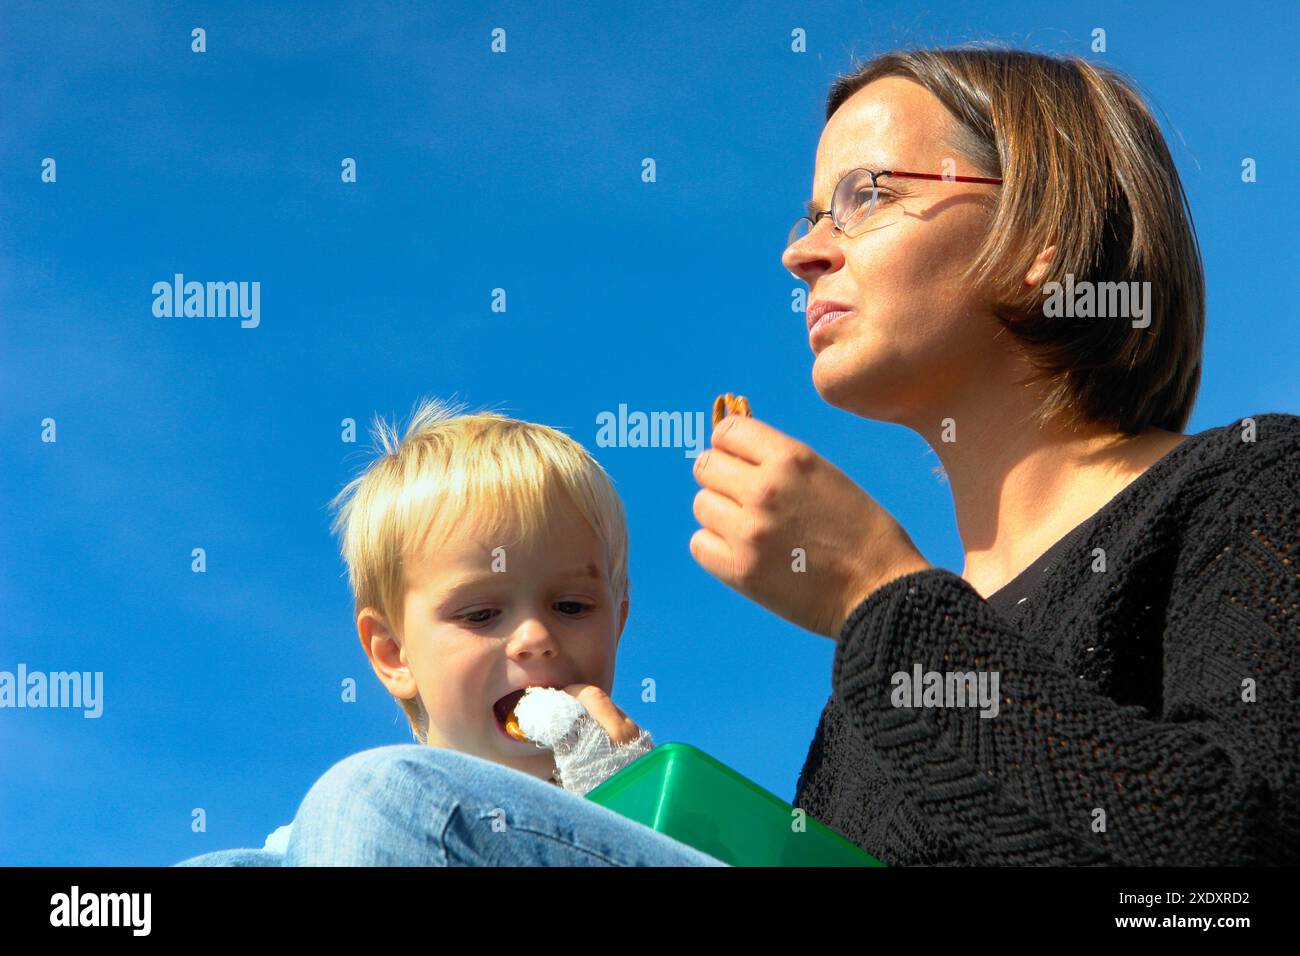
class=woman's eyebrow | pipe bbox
[805,163,896,215]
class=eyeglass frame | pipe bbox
[788,167,1004,248]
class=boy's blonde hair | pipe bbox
[328,397,630,743]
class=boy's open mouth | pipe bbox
[492,689,528,726]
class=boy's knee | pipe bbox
[322,744,431,782]
[297,744,463,820]
[287,744,470,865]
[174,848,282,867]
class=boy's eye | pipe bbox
[456,603,593,624]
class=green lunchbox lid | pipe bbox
[584,742,884,867]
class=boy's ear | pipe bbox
[358,607,418,700]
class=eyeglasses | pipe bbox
[788,167,1003,247]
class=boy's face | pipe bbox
[360,493,629,782]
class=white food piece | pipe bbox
[511,686,655,796]
[512,686,588,748]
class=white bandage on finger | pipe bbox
[511,687,655,796]
[551,720,655,797]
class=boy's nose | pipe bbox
[509,618,560,656]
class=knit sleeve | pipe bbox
[830,457,1299,866]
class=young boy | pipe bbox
[328,395,648,784]
[178,397,721,865]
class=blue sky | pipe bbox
[1,1,1295,865]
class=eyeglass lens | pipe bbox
[788,169,878,246]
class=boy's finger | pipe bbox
[564,684,640,745]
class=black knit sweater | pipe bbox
[793,412,1300,866]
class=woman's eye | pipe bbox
[461,609,498,625]
[848,189,890,211]
[555,601,592,615]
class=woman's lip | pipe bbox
[809,308,854,344]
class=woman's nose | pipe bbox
[782,226,842,281]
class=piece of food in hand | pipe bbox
[509,686,655,796]
[712,393,752,428]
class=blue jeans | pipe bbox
[175,744,729,867]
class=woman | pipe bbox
[690,48,1298,865]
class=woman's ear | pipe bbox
[1023,244,1057,287]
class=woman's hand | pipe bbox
[690,414,932,638]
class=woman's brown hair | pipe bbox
[827,48,1204,434]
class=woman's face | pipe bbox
[781,76,1006,428]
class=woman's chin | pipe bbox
[812,349,875,411]
[812,350,911,422]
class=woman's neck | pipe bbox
[920,406,1187,599]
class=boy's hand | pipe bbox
[563,683,642,746]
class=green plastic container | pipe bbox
[583,742,883,867]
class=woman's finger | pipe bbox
[693,486,745,536]
[711,413,796,465]
[688,526,737,584]
[693,449,758,505]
